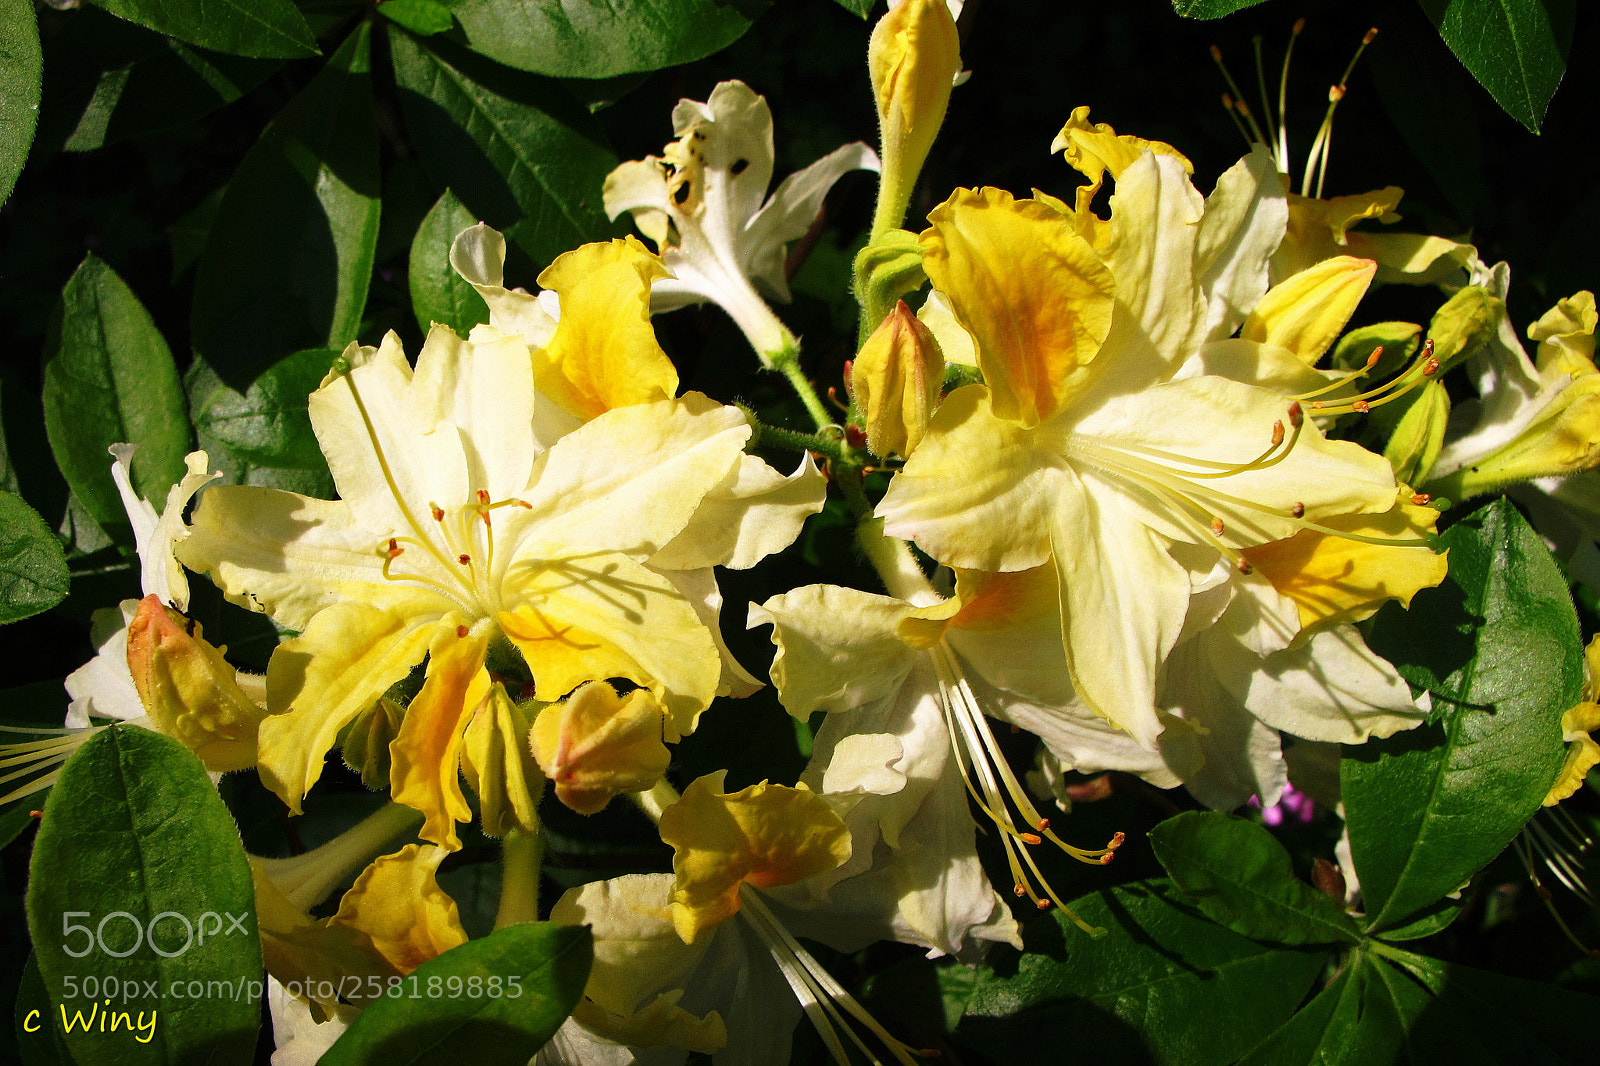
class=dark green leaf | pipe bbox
[410,190,489,337]
[1419,0,1574,132]
[1171,0,1274,17]
[191,25,380,386]
[833,0,874,17]
[42,254,188,539]
[1237,956,1407,1065]
[44,9,279,153]
[388,28,616,268]
[0,0,41,207]
[15,954,75,1066]
[1371,893,1467,942]
[379,0,456,36]
[0,491,69,624]
[1149,811,1361,946]
[1350,497,1575,931]
[25,726,262,1066]
[87,0,317,59]
[187,358,335,497]
[193,348,336,469]
[321,922,592,1065]
[449,0,759,78]
[949,880,1324,1066]
[1368,949,1599,1064]
[166,185,224,282]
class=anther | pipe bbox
[1099,853,1115,866]
[1237,559,1254,575]
[1423,357,1440,376]
[1411,493,1431,506]
[1109,831,1126,848]
[430,504,445,522]
[1271,420,1285,447]
[1035,818,1051,832]
[1363,26,1378,44]
[1287,402,1303,427]
[1367,347,1383,368]
[386,538,403,560]
[1293,17,1305,34]
[1013,883,1026,897]
[1291,502,1305,518]
[1211,517,1226,537]
[1036,899,1054,911]
[458,554,471,565]
[1352,400,1371,413]
[1021,832,1043,846]
[456,625,469,638]
[1210,44,1223,61]
[477,489,490,505]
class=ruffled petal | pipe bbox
[650,452,826,572]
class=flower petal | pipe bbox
[259,602,439,812]
[1194,146,1288,343]
[448,223,560,348]
[923,188,1116,426]
[329,844,468,973]
[390,622,493,850]
[1242,255,1376,366]
[753,583,920,721]
[410,323,538,499]
[651,451,826,572]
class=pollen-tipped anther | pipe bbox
[386,538,402,560]
[1411,493,1431,506]
[1366,347,1383,369]
[1021,832,1043,846]
[1271,420,1285,447]
[430,504,445,522]
[1211,517,1226,537]
[1291,501,1306,518]
[458,553,471,565]
[1352,399,1371,413]
[1287,401,1304,427]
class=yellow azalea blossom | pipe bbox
[851,299,944,457]
[179,325,760,847]
[1272,186,1472,287]
[530,680,670,815]
[1546,635,1600,806]
[658,772,851,944]
[879,150,1399,747]
[868,0,961,235]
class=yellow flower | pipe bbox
[1546,635,1600,806]
[868,0,961,235]
[179,314,752,847]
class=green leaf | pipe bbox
[25,726,262,1066]
[379,0,456,36]
[320,922,592,1065]
[1349,497,1576,931]
[1237,956,1407,1065]
[1419,0,1574,132]
[449,0,759,78]
[1149,811,1361,946]
[0,491,69,625]
[193,348,336,469]
[388,28,617,268]
[949,880,1324,1066]
[191,25,380,386]
[15,954,75,1066]
[410,190,490,338]
[0,0,41,207]
[46,9,279,153]
[1369,893,1468,942]
[187,358,335,497]
[86,0,317,59]
[1171,0,1275,17]
[42,254,188,538]
[834,0,873,15]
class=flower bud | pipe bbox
[342,698,403,790]
[530,681,670,815]
[868,0,961,235]
[461,686,544,837]
[125,594,268,772]
[853,300,944,457]
[1427,374,1600,502]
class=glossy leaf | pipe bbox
[388,28,616,268]
[0,492,69,625]
[834,0,874,15]
[948,880,1324,1065]
[1149,811,1361,946]
[1237,956,1405,1065]
[42,254,188,539]
[378,0,456,36]
[25,726,262,1066]
[410,190,489,337]
[449,0,759,78]
[320,922,592,1065]
[87,0,317,59]
[193,348,336,470]
[191,25,380,386]
[1350,498,1576,931]
[1171,0,1274,17]
[0,0,41,207]
[1420,0,1573,133]
[15,954,74,1066]
[187,358,335,498]
[45,9,279,153]
[1371,893,1468,942]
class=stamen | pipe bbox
[430,504,445,522]
[1291,340,1436,417]
[1210,46,1269,145]
[1291,502,1306,518]
[1211,517,1226,537]
[458,554,471,565]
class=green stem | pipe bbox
[493,829,543,931]
[768,342,834,432]
[739,407,853,465]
